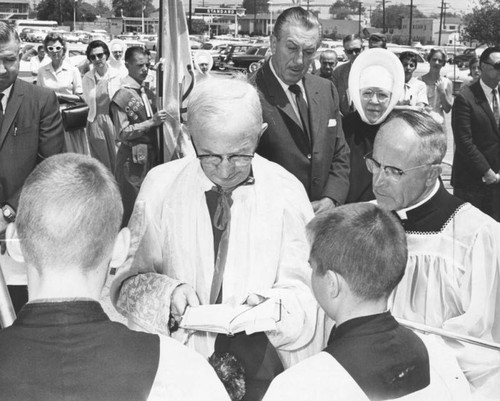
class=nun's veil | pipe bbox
[348,48,405,125]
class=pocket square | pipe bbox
[328,119,337,127]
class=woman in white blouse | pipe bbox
[82,40,122,171]
[37,32,89,155]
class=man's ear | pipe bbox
[326,270,341,299]
[258,122,268,140]
[426,164,442,187]
[6,223,24,263]
[270,35,277,55]
[109,228,131,268]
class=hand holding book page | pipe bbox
[179,297,282,336]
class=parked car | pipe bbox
[216,44,254,70]
[72,30,91,44]
[61,32,80,43]
[27,29,50,42]
[225,46,271,73]
[137,34,157,51]
[453,48,480,68]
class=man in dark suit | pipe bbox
[452,46,500,221]
[253,7,350,214]
[0,22,64,314]
[332,34,363,117]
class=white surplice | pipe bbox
[111,155,321,367]
[390,195,500,399]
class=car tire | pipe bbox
[248,62,260,73]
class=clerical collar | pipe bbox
[395,180,440,220]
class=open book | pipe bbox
[179,298,281,336]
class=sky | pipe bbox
[168,0,478,15]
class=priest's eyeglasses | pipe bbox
[364,153,434,182]
[198,154,254,167]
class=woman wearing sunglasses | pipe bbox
[81,40,121,171]
[37,32,90,155]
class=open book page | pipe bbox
[179,298,281,335]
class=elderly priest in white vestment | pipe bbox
[110,75,319,369]
[368,109,500,398]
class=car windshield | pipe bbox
[245,46,261,55]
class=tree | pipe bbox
[78,2,97,21]
[112,0,155,18]
[463,0,500,45]
[329,0,360,19]
[241,0,268,14]
[95,0,112,17]
[370,3,425,30]
[36,0,97,23]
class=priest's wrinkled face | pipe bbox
[370,118,435,211]
[188,76,267,190]
[360,87,392,124]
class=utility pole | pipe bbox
[408,0,414,46]
[188,0,192,32]
[358,2,362,36]
[382,0,386,33]
[438,0,444,46]
[253,0,256,34]
[443,2,448,29]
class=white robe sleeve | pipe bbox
[147,335,231,401]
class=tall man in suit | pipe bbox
[452,46,500,221]
[253,7,350,214]
[0,22,64,314]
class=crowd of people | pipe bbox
[0,6,500,400]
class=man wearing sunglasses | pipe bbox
[111,75,319,372]
[370,109,500,398]
[396,51,428,110]
[0,22,64,316]
[332,34,363,117]
[452,46,500,223]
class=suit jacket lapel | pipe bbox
[471,81,500,135]
[0,80,23,150]
[262,62,310,154]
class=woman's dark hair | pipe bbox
[43,32,67,54]
[86,40,110,61]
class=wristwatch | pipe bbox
[1,203,16,223]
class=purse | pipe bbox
[60,102,89,131]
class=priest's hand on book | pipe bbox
[171,283,200,323]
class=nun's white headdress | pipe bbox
[348,48,404,125]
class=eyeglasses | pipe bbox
[112,51,123,55]
[364,153,434,182]
[321,61,336,66]
[345,47,362,55]
[89,53,105,61]
[47,45,63,52]
[483,61,500,71]
[360,89,391,104]
[198,153,254,167]
[402,63,416,68]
